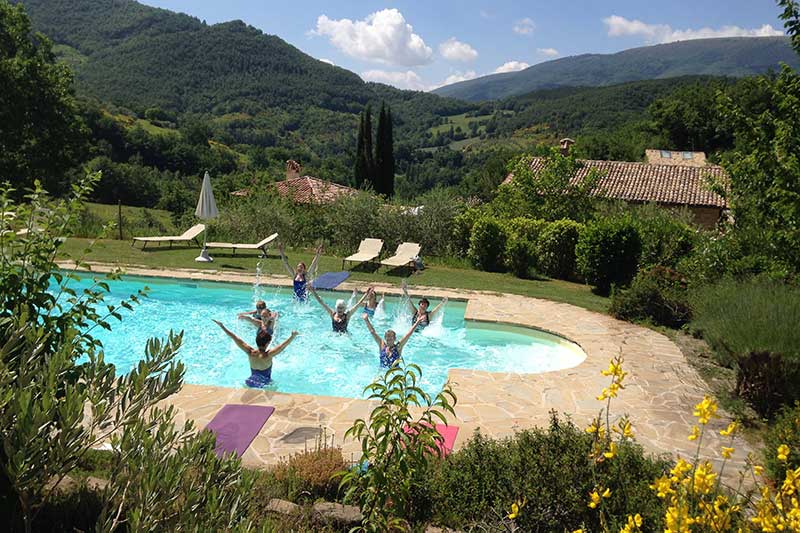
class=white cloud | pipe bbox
[480,10,492,19]
[319,58,335,65]
[494,61,529,73]
[439,37,478,62]
[537,47,560,58]
[361,69,428,91]
[311,9,433,67]
[441,70,478,85]
[513,17,535,35]
[603,15,783,44]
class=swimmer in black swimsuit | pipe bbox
[401,280,448,328]
[308,286,367,333]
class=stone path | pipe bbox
[61,261,752,481]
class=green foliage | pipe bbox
[576,217,642,294]
[0,1,87,194]
[374,103,395,196]
[450,206,484,258]
[467,217,507,272]
[720,64,800,273]
[690,278,800,416]
[271,445,346,503]
[538,219,584,280]
[610,266,691,328]
[763,402,800,483]
[0,177,253,531]
[427,415,670,532]
[503,217,548,279]
[504,148,600,222]
[338,363,456,532]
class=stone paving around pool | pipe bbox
[61,261,753,482]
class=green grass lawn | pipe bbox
[60,238,610,313]
[78,202,177,239]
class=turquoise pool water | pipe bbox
[72,274,585,398]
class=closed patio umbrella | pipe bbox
[194,171,219,262]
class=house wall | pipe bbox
[688,206,723,228]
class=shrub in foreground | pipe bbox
[467,216,507,272]
[763,403,800,483]
[610,266,691,328]
[576,217,642,294]
[427,415,670,532]
[690,278,800,416]
[538,218,584,280]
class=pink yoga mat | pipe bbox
[404,423,460,457]
[205,404,275,457]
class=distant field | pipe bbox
[77,202,176,240]
[107,112,178,137]
[428,112,493,135]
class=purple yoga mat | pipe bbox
[205,404,275,457]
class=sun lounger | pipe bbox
[380,242,421,269]
[342,238,384,270]
[131,224,205,249]
[205,233,278,256]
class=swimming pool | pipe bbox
[72,274,585,398]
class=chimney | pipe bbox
[560,138,576,156]
[285,159,301,180]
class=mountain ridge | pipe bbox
[434,36,799,101]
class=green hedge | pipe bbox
[538,219,584,280]
[610,266,691,328]
[763,403,800,483]
[468,217,508,272]
[503,217,548,278]
[576,217,642,294]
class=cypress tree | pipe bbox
[354,112,367,188]
[374,103,395,196]
[363,106,375,188]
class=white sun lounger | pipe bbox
[380,242,421,269]
[205,233,279,256]
[131,224,205,249]
[342,238,384,270]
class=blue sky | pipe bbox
[141,1,787,91]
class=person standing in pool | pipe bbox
[308,286,367,333]
[362,287,382,318]
[240,308,278,336]
[401,281,448,328]
[363,313,424,367]
[212,319,298,388]
[237,300,267,320]
[278,243,323,301]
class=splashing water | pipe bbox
[374,296,386,320]
[347,289,358,308]
[252,258,265,305]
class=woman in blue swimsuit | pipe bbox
[362,287,381,318]
[213,319,298,388]
[240,308,278,336]
[279,243,323,301]
[309,286,367,333]
[363,313,424,368]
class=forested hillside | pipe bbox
[434,36,798,101]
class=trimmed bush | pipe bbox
[468,217,507,272]
[633,211,696,269]
[503,217,548,278]
[690,278,800,416]
[610,266,691,328]
[538,219,584,280]
[763,403,800,483]
[427,415,669,532]
[576,217,642,294]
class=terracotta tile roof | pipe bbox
[232,176,358,204]
[503,157,728,208]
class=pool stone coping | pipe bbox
[60,261,752,481]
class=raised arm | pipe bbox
[213,319,254,354]
[237,310,256,319]
[278,243,295,277]
[266,331,298,358]
[402,281,417,315]
[347,291,369,317]
[239,315,263,327]
[309,286,334,317]
[362,314,382,346]
[397,316,423,354]
[429,296,449,318]
[308,244,323,278]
